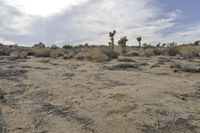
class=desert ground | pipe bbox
[0,54,200,133]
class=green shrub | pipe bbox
[143,45,155,50]
[63,45,73,49]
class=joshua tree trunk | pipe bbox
[136,37,142,48]
[139,41,141,48]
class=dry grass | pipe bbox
[179,45,200,58]
[165,46,180,56]
[12,51,28,59]
[85,48,109,62]
[50,49,63,59]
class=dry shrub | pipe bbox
[101,48,119,59]
[118,58,136,62]
[50,49,63,59]
[170,62,200,73]
[179,45,200,58]
[105,63,139,70]
[125,51,139,57]
[165,46,180,56]
[154,48,165,55]
[144,48,155,57]
[12,51,28,59]
[85,48,109,62]
[32,48,51,57]
[0,48,11,56]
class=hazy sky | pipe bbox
[0,0,200,46]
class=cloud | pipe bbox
[0,1,34,35]
[1,0,198,46]
[5,0,88,16]
[165,23,200,43]
[0,37,14,44]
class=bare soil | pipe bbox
[0,56,200,133]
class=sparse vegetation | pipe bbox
[0,40,200,133]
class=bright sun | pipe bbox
[6,0,87,16]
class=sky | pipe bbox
[0,0,200,46]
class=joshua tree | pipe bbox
[118,36,128,54]
[156,42,161,47]
[194,40,200,45]
[136,37,142,48]
[162,43,166,47]
[108,30,116,51]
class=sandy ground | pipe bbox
[0,56,200,133]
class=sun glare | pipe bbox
[6,0,87,16]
